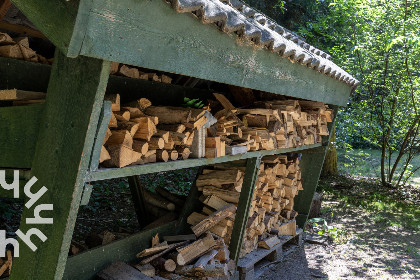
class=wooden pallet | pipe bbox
[236,228,303,280]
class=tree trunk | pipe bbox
[321,126,338,176]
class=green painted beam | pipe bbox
[78,0,352,106]
[87,144,321,182]
[0,104,43,168]
[10,51,110,280]
[89,101,112,171]
[294,106,338,228]
[63,221,177,280]
[10,0,80,55]
[229,157,262,263]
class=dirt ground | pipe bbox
[259,198,420,280]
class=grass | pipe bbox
[337,148,420,186]
[318,175,420,230]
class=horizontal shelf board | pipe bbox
[87,143,322,182]
[63,220,177,280]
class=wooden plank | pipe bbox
[78,0,352,106]
[229,157,262,263]
[0,104,43,168]
[87,144,321,182]
[10,0,79,55]
[63,221,177,280]
[89,100,112,171]
[294,106,338,227]
[10,51,110,280]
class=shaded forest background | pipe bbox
[244,0,420,187]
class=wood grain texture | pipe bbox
[10,51,110,280]
[79,0,352,106]
[0,104,42,168]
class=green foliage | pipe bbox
[306,217,350,243]
[299,0,420,186]
[183,97,204,109]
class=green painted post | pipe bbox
[294,106,338,227]
[229,156,262,263]
[10,51,110,280]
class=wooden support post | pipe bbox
[128,175,152,228]
[10,51,110,280]
[175,167,204,235]
[229,157,261,263]
[294,106,338,228]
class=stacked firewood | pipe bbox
[101,95,212,167]
[206,93,333,156]
[240,155,301,257]
[0,32,51,64]
[189,166,245,246]
[110,62,173,84]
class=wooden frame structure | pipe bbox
[0,0,356,279]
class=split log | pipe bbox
[106,145,142,168]
[202,195,229,211]
[156,150,169,162]
[132,140,149,155]
[139,241,188,264]
[176,264,228,277]
[0,89,46,101]
[191,204,236,237]
[144,106,191,124]
[117,122,139,137]
[99,146,111,163]
[155,186,185,207]
[106,130,133,147]
[143,189,176,211]
[136,242,169,258]
[176,233,216,265]
[257,235,280,249]
[202,187,240,204]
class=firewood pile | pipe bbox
[206,92,333,157]
[101,95,213,168]
[0,32,51,64]
[187,154,301,258]
[0,250,12,278]
[110,62,173,84]
[98,223,236,279]
[239,154,301,257]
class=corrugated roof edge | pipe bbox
[167,0,359,88]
